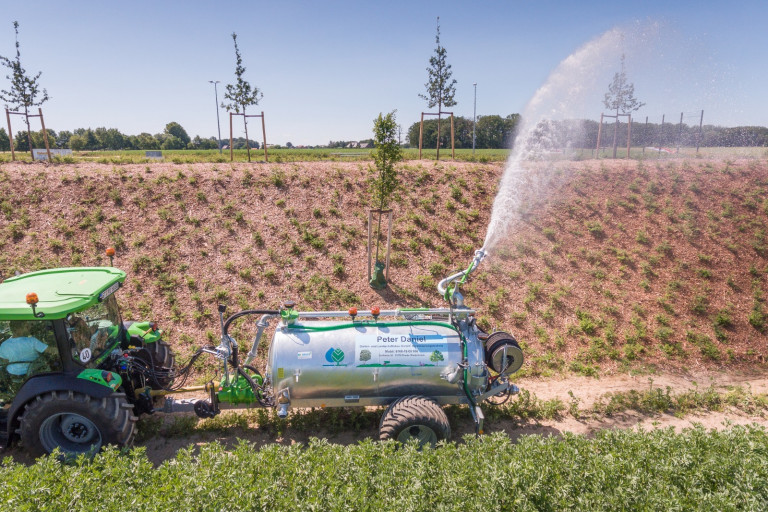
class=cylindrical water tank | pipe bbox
[267,320,484,408]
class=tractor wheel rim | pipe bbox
[397,424,438,446]
[39,413,102,454]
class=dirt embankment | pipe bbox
[1,158,766,376]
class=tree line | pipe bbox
[408,116,768,151]
[406,114,519,149]
[525,119,768,150]
[0,121,260,152]
[2,117,765,153]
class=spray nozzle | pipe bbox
[471,249,487,270]
[437,248,488,304]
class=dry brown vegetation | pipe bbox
[0,158,766,379]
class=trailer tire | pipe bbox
[17,390,137,458]
[379,395,450,447]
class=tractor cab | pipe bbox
[0,268,128,404]
[0,265,164,456]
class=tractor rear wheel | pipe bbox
[379,395,450,447]
[18,390,137,457]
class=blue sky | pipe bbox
[2,1,766,146]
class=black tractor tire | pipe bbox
[379,395,450,447]
[17,390,137,458]
[146,339,176,391]
[146,339,175,369]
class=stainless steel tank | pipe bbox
[266,320,485,409]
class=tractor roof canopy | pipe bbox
[0,267,126,320]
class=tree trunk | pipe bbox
[25,106,33,160]
[436,114,441,161]
[374,209,383,262]
[611,109,619,159]
[243,106,251,162]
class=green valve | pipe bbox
[217,373,263,404]
[280,308,298,325]
[280,300,299,325]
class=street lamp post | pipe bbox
[472,83,477,155]
[209,80,222,154]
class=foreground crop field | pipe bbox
[2,426,767,510]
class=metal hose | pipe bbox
[222,309,280,336]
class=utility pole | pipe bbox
[642,116,648,155]
[696,110,704,153]
[209,80,222,153]
[472,82,477,155]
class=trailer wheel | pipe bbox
[17,391,137,458]
[379,395,450,447]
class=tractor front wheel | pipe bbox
[144,339,176,390]
[18,391,137,457]
[146,339,175,369]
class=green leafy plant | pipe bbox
[368,111,403,288]
[690,294,709,315]
[585,221,605,238]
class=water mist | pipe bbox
[480,23,662,257]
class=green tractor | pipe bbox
[0,264,174,457]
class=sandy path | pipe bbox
[138,369,768,464]
[3,369,767,466]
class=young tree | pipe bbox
[0,21,50,159]
[369,111,403,289]
[419,17,457,160]
[222,32,262,162]
[603,54,644,158]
